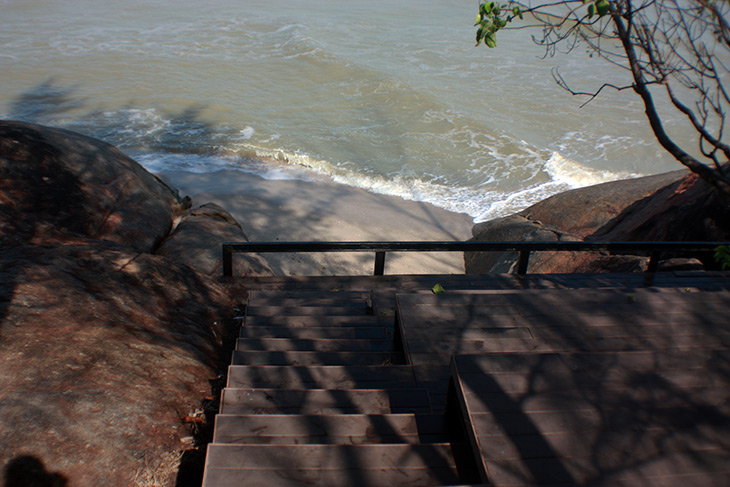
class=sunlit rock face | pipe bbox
[466,169,730,274]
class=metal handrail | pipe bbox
[222,241,728,277]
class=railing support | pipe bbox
[374,251,386,276]
[223,244,234,277]
[517,250,531,275]
[647,251,661,273]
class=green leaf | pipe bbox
[587,3,595,18]
[432,283,445,294]
[595,0,610,16]
[485,32,497,48]
[714,245,730,269]
[476,26,486,45]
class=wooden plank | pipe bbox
[239,326,387,340]
[204,443,458,469]
[529,323,730,339]
[456,367,727,395]
[402,327,534,340]
[408,335,730,363]
[246,306,370,316]
[452,350,729,375]
[202,465,460,487]
[484,449,730,487]
[211,413,419,444]
[226,365,417,389]
[231,350,402,366]
[397,288,730,306]
[248,289,370,301]
[235,338,396,353]
[460,385,730,414]
[219,388,432,414]
[243,315,381,327]
[475,423,730,461]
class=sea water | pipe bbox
[0,0,686,222]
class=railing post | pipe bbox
[647,251,661,273]
[223,244,233,277]
[517,249,530,274]
[374,251,386,276]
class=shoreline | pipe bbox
[158,169,475,276]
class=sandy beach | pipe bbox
[158,170,475,276]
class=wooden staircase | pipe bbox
[202,289,468,487]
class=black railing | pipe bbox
[222,241,728,277]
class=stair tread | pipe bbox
[219,388,432,414]
[246,306,372,317]
[202,464,460,487]
[248,290,371,300]
[235,337,396,352]
[204,443,458,469]
[212,413,451,445]
[212,413,418,443]
[247,298,369,308]
[243,315,382,327]
[231,350,403,366]
[239,327,387,340]
[226,364,437,389]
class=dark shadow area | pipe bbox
[4,456,69,487]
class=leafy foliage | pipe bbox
[474,1,730,196]
[715,245,730,269]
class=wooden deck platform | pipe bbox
[203,271,730,486]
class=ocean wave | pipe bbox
[133,135,636,224]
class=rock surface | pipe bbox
[466,169,730,274]
[0,121,187,252]
[157,202,272,277]
[0,121,267,487]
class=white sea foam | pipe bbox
[544,152,640,189]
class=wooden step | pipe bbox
[235,338,397,353]
[212,414,451,445]
[246,297,369,308]
[248,290,371,301]
[246,306,371,317]
[202,464,460,487]
[231,350,403,366]
[219,388,432,414]
[212,413,418,444]
[243,315,382,328]
[203,442,459,469]
[226,365,417,389]
[239,326,387,340]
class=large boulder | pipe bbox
[0,121,267,486]
[466,169,730,274]
[157,203,273,277]
[0,121,188,252]
[518,170,688,238]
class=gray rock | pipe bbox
[0,120,186,252]
[466,168,730,274]
[157,202,273,276]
